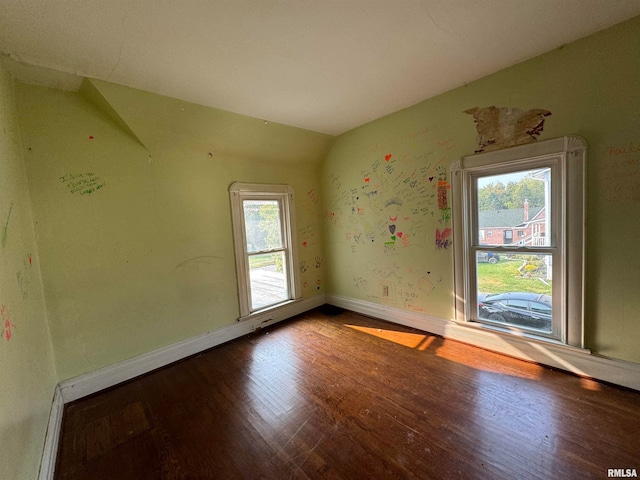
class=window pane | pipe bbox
[243,200,283,253]
[476,168,551,247]
[249,251,289,310]
[476,252,553,334]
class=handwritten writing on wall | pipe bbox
[326,129,457,309]
[2,202,13,249]
[299,222,317,249]
[16,253,33,300]
[300,255,322,293]
[600,142,640,203]
[60,173,106,195]
[1,304,15,341]
[347,258,440,311]
[326,151,442,254]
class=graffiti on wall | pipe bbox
[600,141,640,203]
[325,130,456,309]
[1,304,15,341]
[60,173,106,195]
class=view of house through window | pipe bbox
[453,136,586,348]
[243,199,289,310]
[475,168,553,335]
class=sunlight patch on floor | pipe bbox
[345,324,435,350]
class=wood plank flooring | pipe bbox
[55,307,640,479]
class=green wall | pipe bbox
[17,80,333,381]
[322,16,640,363]
[3,15,640,477]
[0,63,57,480]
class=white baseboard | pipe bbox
[38,385,64,480]
[327,294,640,392]
[59,294,326,403]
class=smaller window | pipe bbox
[230,183,301,319]
[487,230,493,236]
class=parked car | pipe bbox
[478,292,552,331]
[476,251,500,264]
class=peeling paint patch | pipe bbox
[464,106,551,153]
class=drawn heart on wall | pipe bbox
[397,232,403,238]
[391,235,396,241]
[429,176,434,182]
[389,225,396,234]
[385,154,392,161]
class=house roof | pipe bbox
[479,207,544,228]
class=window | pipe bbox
[230,183,301,319]
[452,136,586,347]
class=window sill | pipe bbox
[237,298,301,323]
[450,318,591,355]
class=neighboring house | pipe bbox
[478,200,546,246]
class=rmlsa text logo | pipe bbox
[608,469,638,478]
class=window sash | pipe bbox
[463,157,563,341]
[452,136,586,348]
[230,183,301,319]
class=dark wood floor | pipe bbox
[55,307,640,479]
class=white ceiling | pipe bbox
[1,1,639,135]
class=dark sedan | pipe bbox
[478,292,552,332]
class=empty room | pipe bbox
[1,2,640,479]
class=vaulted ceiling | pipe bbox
[1,1,639,135]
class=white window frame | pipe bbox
[229,182,301,319]
[451,136,586,347]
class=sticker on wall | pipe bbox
[464,106,551,153]
[59,173,106,196]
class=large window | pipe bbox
[452,136,586,347]
[230,183,301,318]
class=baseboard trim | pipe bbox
[38,385,64,480]
[327,294,640,391]
[59,294,326,403]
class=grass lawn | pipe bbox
[249,253,275,268]
[477,258,552,295]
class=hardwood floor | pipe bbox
[55,307,640,479]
